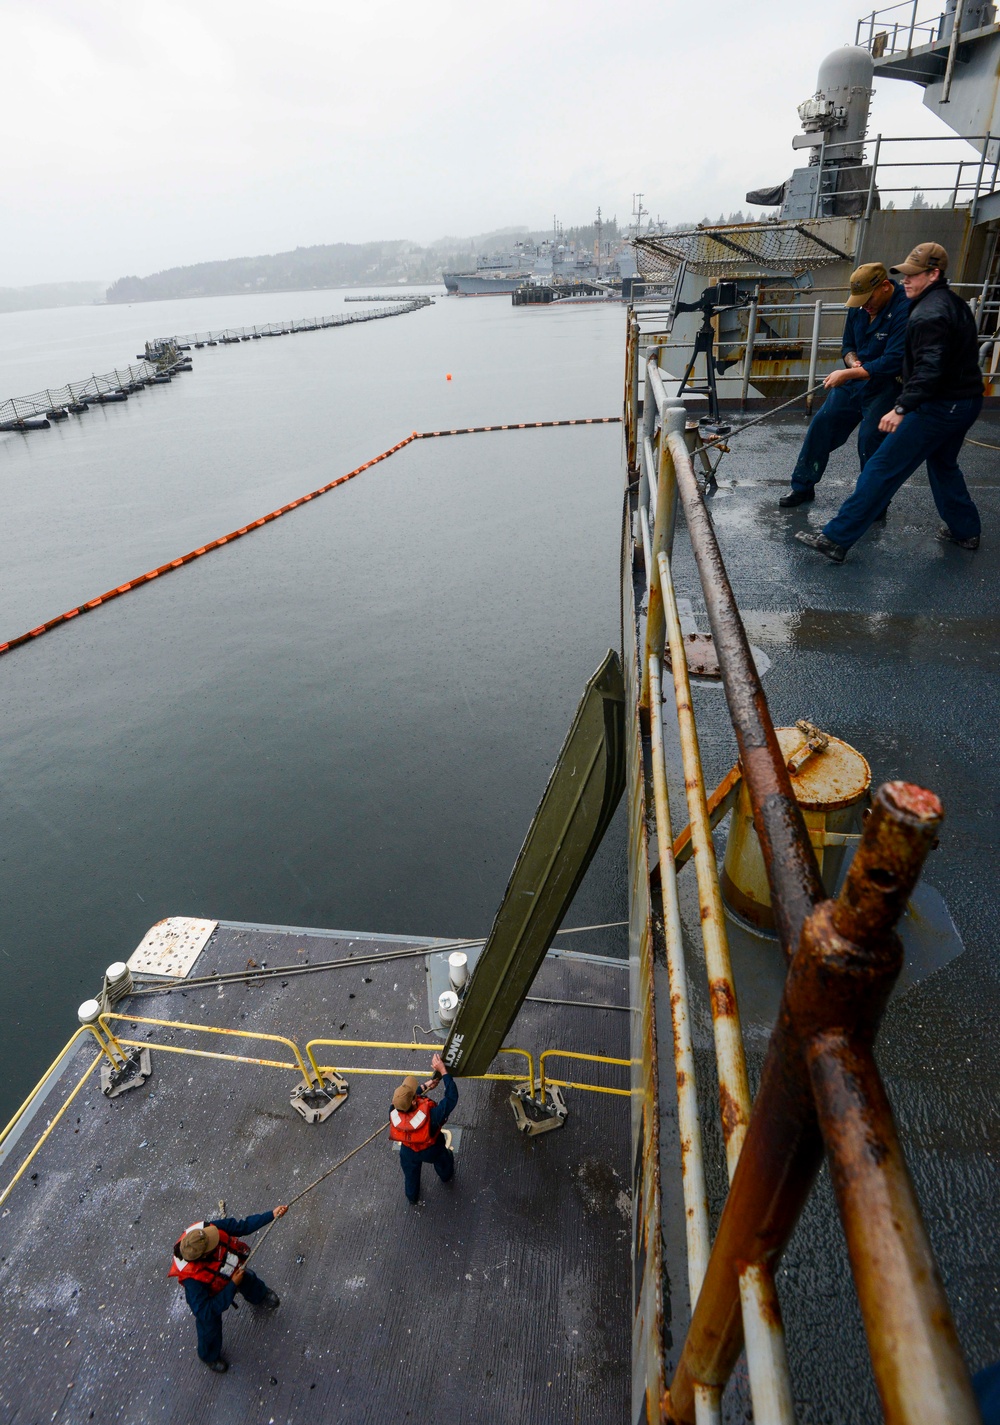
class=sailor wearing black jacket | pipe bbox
[797,242,984,562]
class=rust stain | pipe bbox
[709,980,737,1019]
[719,1084,744,1142]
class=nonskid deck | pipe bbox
[0,922,632,1425]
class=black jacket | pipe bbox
[897,278,983,413]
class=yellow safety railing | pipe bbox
[0,1021,628,1214]
[538,1049,631,1101]
[0,1027,95,1159]
[306,1039,537,1096]
[0,1048,103,1210]
[100,1012,317,1084]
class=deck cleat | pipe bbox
[290,1072,349,1124]
[101,1046,152,1098]
[509,1082,568,1137]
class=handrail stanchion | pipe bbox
[740,298,758,411]
[941,0,967,103]
[805,300,823,417]
[971,137,989,224]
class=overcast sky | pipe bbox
[1,0,958,286]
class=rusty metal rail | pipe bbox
[630,355,980,1422]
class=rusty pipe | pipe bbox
[666,427,824,960]
[649,649,722,1425]
[658,548,795,1423]
[665,783,956,1424]
[789,783,979,1423]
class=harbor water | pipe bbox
[0,289,628,1124]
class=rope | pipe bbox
[689,383,825,459]
[129,919,629,996]
[0,419,621,660]
[242,1124,387,1267]
[965,436,1000,451]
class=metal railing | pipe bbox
[627,351,980,1422]
[305,1038,538,1094]
[855,1,945,53]
[804,132,1000,224]
[625,278,1000,419]
[0,1015,633,1214]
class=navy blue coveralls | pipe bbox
[181,1212,274,1364]
[396,1074,459,1204]
[790,281,910,493]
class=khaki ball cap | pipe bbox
[180,1224,220,1261]
[890,242,949,276]
[392,1076,419,1112]
[845,262,890,308]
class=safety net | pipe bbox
[634,220,852,280]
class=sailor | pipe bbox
[388,1051,458,1205]
[779,262,909,507]
[797,243,984,562]
[169,1204,287,1372]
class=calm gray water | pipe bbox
[0,288,628,1122]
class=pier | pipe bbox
[0,298,431,432]
[512,281,617,305]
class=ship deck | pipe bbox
[652,404,1000,1420]
[0,924,631,1425]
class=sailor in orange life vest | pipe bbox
[169,1204,288,1372]
[389,1052,458,1204]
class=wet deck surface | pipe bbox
[656,408,1000,1422]
[0,925,631,1424]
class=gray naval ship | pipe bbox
[1,3,999,1423]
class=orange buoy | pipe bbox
[446,373,452,381]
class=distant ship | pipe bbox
[444,234,636,294]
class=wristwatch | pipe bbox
[893,405,906,415]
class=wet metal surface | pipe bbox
[654,410,1000,1421]
[0,925,630,1424]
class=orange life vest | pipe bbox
[388,1096,438,1152]
[168,1222,249,1293]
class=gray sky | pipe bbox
[1,0,956,286]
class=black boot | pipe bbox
[205,1359,229,1373]
[779,488,815,508]
[794,530,847,564]
[260,1289,281,1309]
[937,523,979,550]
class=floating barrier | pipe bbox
[143,297,432,358]
[0,416,621,658]
[343,294,430,302]
[0,363,165,428]
[0,299,432,432]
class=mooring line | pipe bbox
[241,1124,389,1268]
[0,417,621,659]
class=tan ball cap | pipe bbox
[180,1223,220,1261]
[890,242,949,276]
[845,262,889,307]
[392,1076,419,1112]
